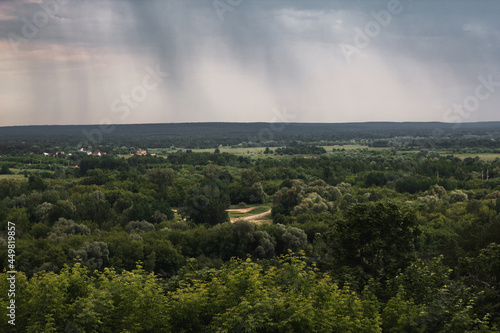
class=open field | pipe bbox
[147,144,391,159]
[0,168,54,180]
[10,167,54,173]
[0,174,26,180]
[148,147,269,158]
[328,145,370,150]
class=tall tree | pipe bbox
[182,185,230,225]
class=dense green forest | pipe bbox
[1,122,500,331]
[2,121,500,152]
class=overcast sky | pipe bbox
[1,0,499,126]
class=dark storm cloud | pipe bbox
[1,0,499,125]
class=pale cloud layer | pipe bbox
[0,0,499,126]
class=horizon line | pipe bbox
[3,120,500,129]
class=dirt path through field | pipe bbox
[230,209,272,223]
[226,207,257,213]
